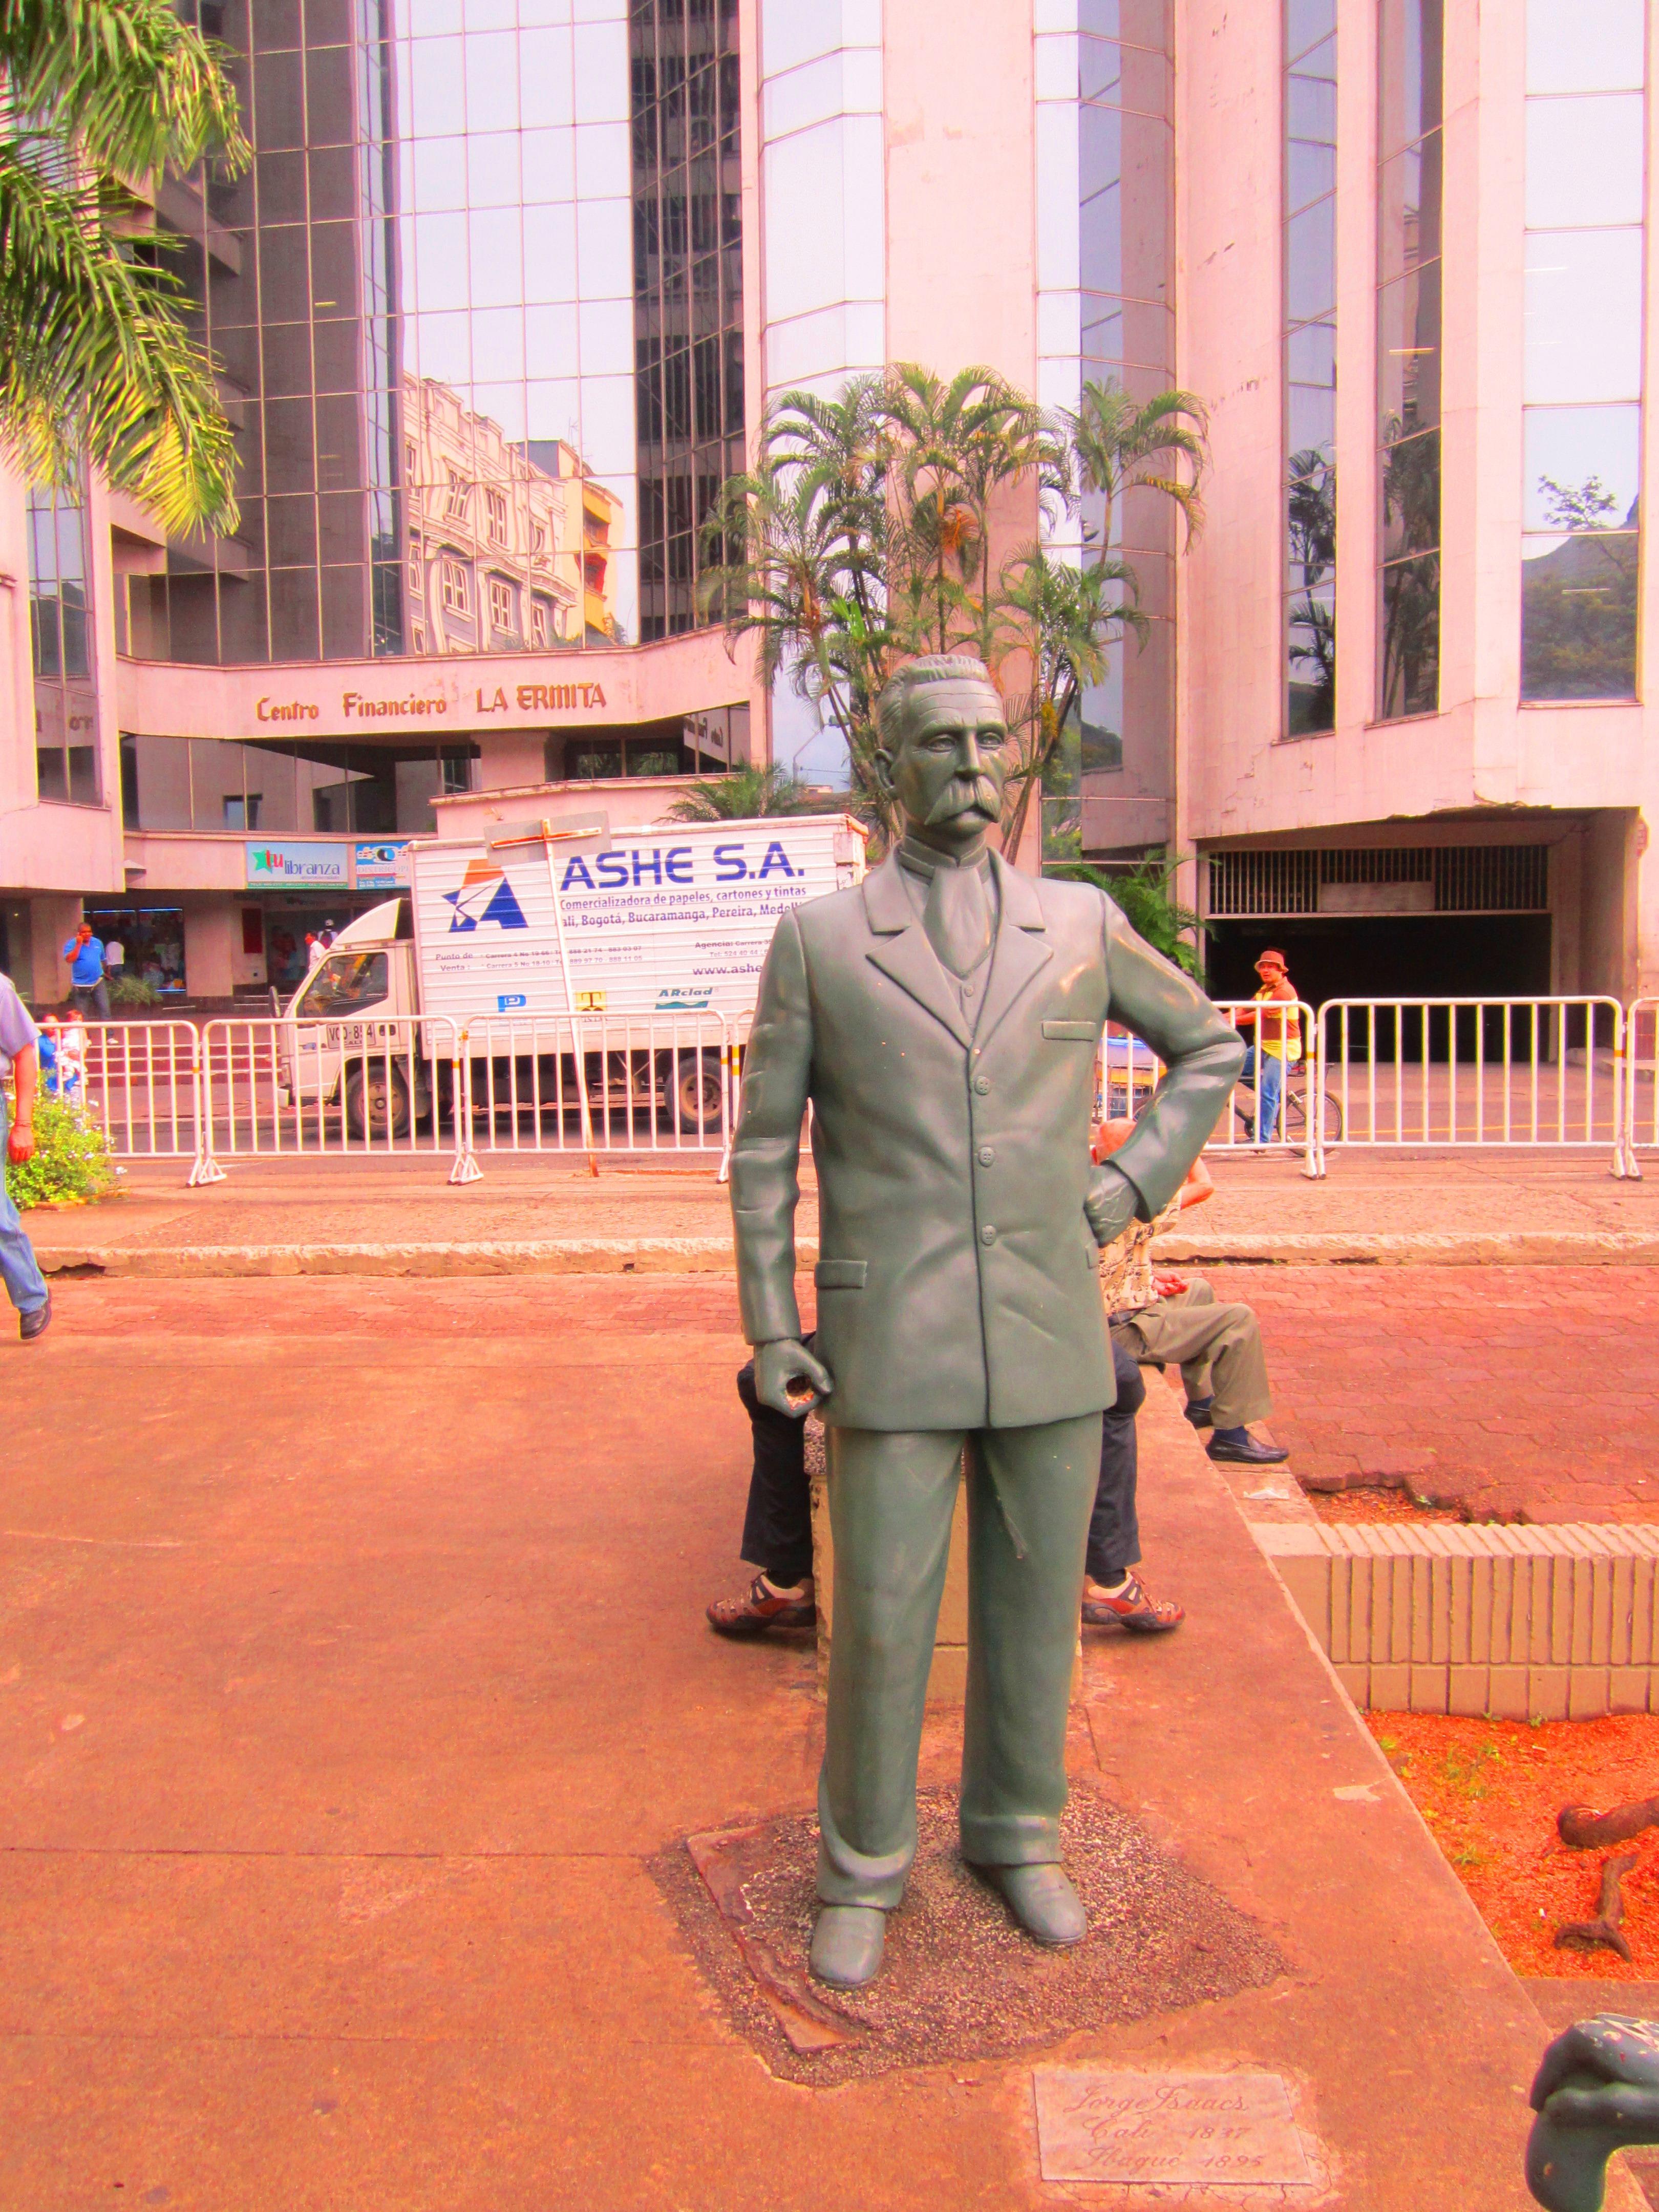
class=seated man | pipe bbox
[706,1342,818,1635]
[1095,1117,1290,1471]
[1081,1338,1186,1633]
[711,1329,1179,1642]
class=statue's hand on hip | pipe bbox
[755,1338,834,1418]
[1084,1162,1140,1246]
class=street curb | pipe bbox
[1156,1229,1659,1266]
[28,1225,1659,1277]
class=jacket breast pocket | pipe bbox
[1042,1019,1099,1041]
[814,1260,868,1290]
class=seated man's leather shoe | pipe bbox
[810,1904,885,1987]
[18,1291,50,1343]
[980,1862,1087,1946]
[1207,1427,1289,1465]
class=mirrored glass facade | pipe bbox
[630,0,745,639]
[130,0,686,667]
[1285,0,1335,735]
[28,484,99,805]
[1521,0,1644,701]
[1077,0,1174,788]
[1376,0,1442,720]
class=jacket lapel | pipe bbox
[973,852,1053,1053]
[861,852,974,1049]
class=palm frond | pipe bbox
[0,155,238,531]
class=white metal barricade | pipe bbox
[459,1011,734,1162]
[1096,1002,1322,1177]
[1622,996,1659,1177]
[196,1014,471,1182]
[58,1020,206,1172]
[1316,997,1626,1178]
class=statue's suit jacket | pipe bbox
[730,848,1245,1432]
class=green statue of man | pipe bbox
[729,654,1244,1987]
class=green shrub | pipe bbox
[110,973,162,1008]
[3,1092,118,1209]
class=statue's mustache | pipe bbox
[925,773,1001,825]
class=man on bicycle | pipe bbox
[1233,948,1300,1144]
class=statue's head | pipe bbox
[874,655,1008,849]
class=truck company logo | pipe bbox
[656,988,712,1011]
[443,860,529,932]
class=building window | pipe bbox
[1521,0,1644,701]
[1376,0,1443,721]
[530,520,547,558]
[631,0,745,640]
[1286,0,1337,736]
[530,598,550,649]
[488,574,516,635]
[440,556,471,616]
[27,483,100,806]
[407,536,422,593]
[445,466,472,521]
[485,486,508,546]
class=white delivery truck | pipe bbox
[276,808,868,1138]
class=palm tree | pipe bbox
[665,763,840,822]
[1061,378,1209,555]
[992,545,1146,862]
[0,0,249,536]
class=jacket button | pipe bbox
[977,1145,994,1166]
[973,1075,991,1093]
[980,1224,997,1245]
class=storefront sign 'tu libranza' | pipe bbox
[244,839,414,891]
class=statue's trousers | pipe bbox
[815,1414,1102,1908]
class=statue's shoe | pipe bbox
[809,1905,885,1988]
[981,1862,1087,1946]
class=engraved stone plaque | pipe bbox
[1033,2068,1312,2185]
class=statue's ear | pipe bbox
[873,746,897,799]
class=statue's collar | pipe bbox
[864,846,1045,937]
[895,834,991,882]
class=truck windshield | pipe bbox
[293,950,389,1018]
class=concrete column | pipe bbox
[182,896,236,1000]
[29,894,82,1007]
[476,732,550,790]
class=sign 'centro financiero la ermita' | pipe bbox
[254,682,609,726]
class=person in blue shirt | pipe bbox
[0,971,51,1341]
[62,923,109,1019]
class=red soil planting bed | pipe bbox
[1369,1712,1659,1980]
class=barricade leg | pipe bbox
[449,1047,483,1184]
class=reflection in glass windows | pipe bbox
[1075,0,1174,799]
[1285,0,1336,735]
[631,0,746,640]
[28,484,99,805]
[1521,0,1644,702]
[118,735,478,837]
[124,0,639,668]
[1376,0,1442,720]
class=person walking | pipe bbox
[61,922,110,1020]
[0,971,52,1342]
[1231,947,1300,1145]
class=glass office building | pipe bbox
[130,0,665,668]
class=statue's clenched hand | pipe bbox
[1083,1162,1139,1247]
[755,1338,834,1418]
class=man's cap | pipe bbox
[1256,947,1287,965]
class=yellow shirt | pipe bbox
[1253,983,1303,1062]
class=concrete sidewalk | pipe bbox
[0,1274,1594,2208]
[21,1146,1659,1277]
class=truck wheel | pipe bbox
[674,1051,725,1134]
[344,1060,412,1140]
